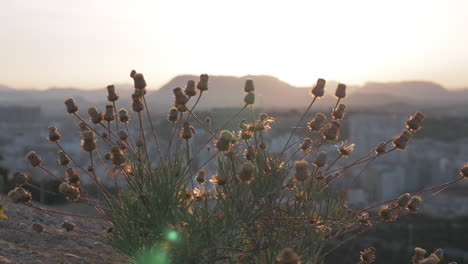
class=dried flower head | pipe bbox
[209,174,226,186]
[118,109,130,123]
[294,160,309,182]
[59,182,81,201]
[196,169,206,184]
[313,151,327,167]
[311,78,326,97]
[379,204,398,221]
[238,162,255,183]
[174,87,189,105]
[244,145,256,161]
[110,145,126,166]
[32,223,44,233]
[78,121,89,131]
[335,83,346,99]
[132,72,147,89]
[12,171,28,186]
[406,112,425,131]
[358,212,371,226]
[308,113,327,131]
[88,107,103,124]
[117,130,128,141]
[131,93,145,112]
[197,74,209,91]
[107,85,119,102]
[64,98,79,114]
[359,247,376,264]
[184,80,197,97]
[215,130,235,152]
[338,140,355,157]
[80,131,96,152]
[244,79,255,93]
[167,107,179,123]
[375,142,387,155]
[407,195,423,212]
[48,126,61,142]
[332,104,346,120]
[57,150,70,166]
[397,193,411,207]
[459,164,468,178]
[66,167,80,184]
[276,248,301,264]
[300,138,313,153]
[26,151,42,167]
[393,130,413,150]
[244,91,255,105]
[412,247,427,264]
[104,152,112,161]
[61,221,76,232]
[8,187,32,204]
[104,105,115,122]
[180,122,195,140]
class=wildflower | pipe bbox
[209,174,226,186]
[118,109,130,123]
[300,138,313,153]
[276,248,301,264]
[238,162,255,183]
[197,73,209,91]
[313,151,327,168]
[294,160,309,182]
[167,107,179,123]
[48,126,61,142]
[26,151,42,167]
[117,130,128,141]
[174,87,189,105]
[8,187,32,204]
[360,247,376,264]
[0,204,8,219]
[244,92,255,105]
[58,182,81,201]
[12,171,28,186]
[110,145,126,166]
[64,98,79,114]
[406,112,425,131]
[412,247,427,264]
[215,130,235,152]
[418,254,440,264]
[393,130,412,150]
[397,193,411,207]
[88,107,103,124]
[103,105,115,122]
[196,169,206,184]
[375,142,387,155]
[407,195,423,212]
[244,145,256,161]
[184,80,197,97]
[61,221,76,232]
[244,79,255,93]
[80,131,97,152]
[332,104,346,120]
[57,150,70,166]
[338,140,355,157]
[66,167,80,185]
[180,122,195,140]
[311,78,326,98]
[379,204,398,221]
[308,113,327,131]
[131,93,145,112]
[132,72,146,89]
[32,223,44,233]
[107,85,119,102]
[335,83,346,99]
[459,164,468,178]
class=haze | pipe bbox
[1,0,468,90]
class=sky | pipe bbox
[1,0,468,90]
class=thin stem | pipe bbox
[143,96,162,159]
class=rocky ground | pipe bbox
[0,201,129,264]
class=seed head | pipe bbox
[375,142,387,155]
[57,150,70,166]
[196,169,206,184]
[104,105,115,122]
[311,78,326,98]
[12,171,28,186]
[58,182,81,201]
[397,193,411,207]
[332,104,346,120]
[48,126,61,142]
[88,107,103,124]
[407,195,423,212]
[379,204,398,221]
[32,223,44,233]
[338,141,355,157]
[101,132,108,139]
[131,93,145,112]
[412,247,427,264]
[359,247,376,264]
[238,162,255,183]
[244,79,255,93]
[459,164,468,178]
[197,73,209,91]
[66,167,80,184]
[294,160,309,182]
[132,73,147,89]
[61,221,76,232]
[78,121,89,131]
[313,151,327,167]
[80,131,96,152]
[335,83,346,99]
[323,121,341,141]
[209,174,226,186]
[165,107,179,123]
[118,109,130,123]
[107,85,119,102]
[104,152,111,160]
[117,130,128,141]
[244,92,255,105]
[406,112,425,131]
[308,113,327,131]
[244,145,256,161]
[8,187,32,204]
[180,122,195,140]
[184,80,197,97]
[64,98,78,114]
[110,146,126,166]
[300,138,313,153]
[393,130,413,150]
[26,151,42,167]
[130,69,137,78]
[174,87,189,105]
[276,248,301,264]
[215,130,235,152]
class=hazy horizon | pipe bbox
[2,0,468,90]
